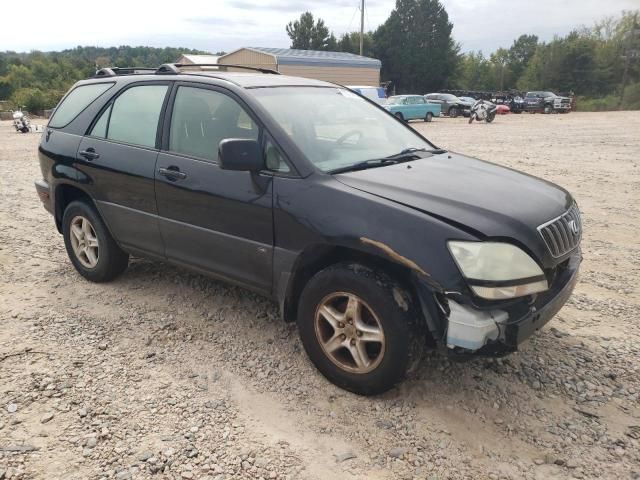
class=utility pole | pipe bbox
[359,0,365,56]
[620,12,639,109]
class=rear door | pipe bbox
[413,96,428,118]
[75,81,171,256]
[154,83,274,293]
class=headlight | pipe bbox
[448,241,548,300]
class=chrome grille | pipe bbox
[538,204,582,258]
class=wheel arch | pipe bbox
[53,183,97,233]
[279,244,439,336]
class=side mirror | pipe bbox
[218,139,264,172]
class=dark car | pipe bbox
[524,91,571,114]
[35,64,582,395]
[424,93,473,117]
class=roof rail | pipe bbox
[91,63,281,79]
[158,63,280,75]
[93,67,157,77]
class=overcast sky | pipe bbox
[2,0,638,55]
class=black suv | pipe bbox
[35,64,582,395]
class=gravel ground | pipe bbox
[1,111,639,480]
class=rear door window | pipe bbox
[48,83,114,128]
[106,85,168,148]
[90,104,111,138]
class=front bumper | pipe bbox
[444,250,581,355]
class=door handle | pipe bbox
[79,148,100,161]
[158,167,187,180]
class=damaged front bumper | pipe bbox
[439,251,581,355]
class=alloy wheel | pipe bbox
[69,216,99,268]
[314,292,385,374]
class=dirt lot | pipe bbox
[0,111,639,480]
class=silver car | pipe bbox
[424,93,473,118]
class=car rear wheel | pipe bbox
[448,106,459,118]
[297,263,425,395]
[424,112,433,122]
[394,112,405,122]
[62,200,129,282]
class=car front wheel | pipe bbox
[448,106,459,118]
[424,112,433,122]
[297,263,425,395]
[62,200,129,282]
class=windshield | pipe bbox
[252,87,433,172]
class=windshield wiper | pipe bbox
[384,147,446,160]
[328,158,399,174]
[328,148,448,175]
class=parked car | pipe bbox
[458,96,476,104]
[384,95,441,122]
[496,104,510,114]
[524,91,571,114]
[424,93,473,117]
[35,64,582,395]
[347,85,387,105]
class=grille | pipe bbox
[538,204,582,258]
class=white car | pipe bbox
[346,86,387,105]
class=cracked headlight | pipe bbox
[448,241,548,300]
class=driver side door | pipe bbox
[154,83,274,294]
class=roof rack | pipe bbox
[158,63,280,75]
[93,67,157,77]
[91,63,280,79]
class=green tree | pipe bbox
[286,12,337,50]
[490,47,510,90]
[0,46,209,111]
[507,34,539,81]
[337,32,376,58]
[453,51,494,90]
[373,0,459,93]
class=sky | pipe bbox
[1,0,638,55]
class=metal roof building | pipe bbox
[176,54,220,66]
[218,47,381,86]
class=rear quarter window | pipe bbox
[48,83,115,128]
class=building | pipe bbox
[175,54,220,66]
[218,47,381,86]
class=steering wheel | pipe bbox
[336,130,363,145]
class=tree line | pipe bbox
[0,46,207,112]
[1,2,638,112]
[286,2,640,110]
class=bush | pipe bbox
[577,95,619,111]
[622,82,640,110]
[10,87,62,113]
[577,82,640,111]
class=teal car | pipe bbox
[384,95,441,122]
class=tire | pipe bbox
[543,104,553,114]
[394,112,404,122]
[62,200,129,282]
[297,263,425,396]
[424,112,433,122]
[448,106,459,118]
[486,112,496,123]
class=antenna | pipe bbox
[360,0,365,56]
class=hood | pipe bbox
[335,153,573,262]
